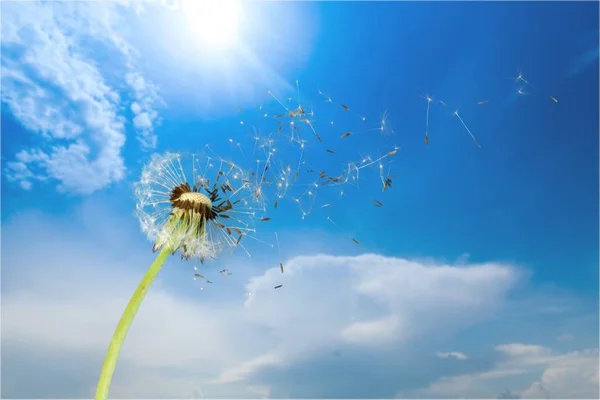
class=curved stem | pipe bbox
[95,245,172,400]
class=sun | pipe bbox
[182,0,242,50]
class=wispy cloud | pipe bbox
[410,344,599,399]
[1,1,162,194]
[126,71,163,149]
[436,351,468,360]
[556,332,575,342]
[567,30,599,78]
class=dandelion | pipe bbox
[95,152,261,400]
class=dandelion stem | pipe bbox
[95,245,172,400]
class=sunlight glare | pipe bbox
[183,0,241,50]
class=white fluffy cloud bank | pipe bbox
[2,205,597,398]
[1,1,162,194]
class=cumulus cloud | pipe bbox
[2,204,596,398]
[1,1,162,193]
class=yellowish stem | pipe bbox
[95,245,171,400]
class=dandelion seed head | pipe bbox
[134,152,262,262]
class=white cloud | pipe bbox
[126,71,162,149]
[556,332,575,342]
[3,205,596,398]
[436,351,468,361]
[411,344,599,399]
[2,203,526,398]
[341,315,402,344]
[194,254,520,385]
[1,1,162,193]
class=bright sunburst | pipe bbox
[182,0,242,50]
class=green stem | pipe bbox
[95,245,172,400]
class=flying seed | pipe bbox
[206,280,212,284]
[261,217,271,221]
[340,132,352,139]
[550,96,558,103]
[386,149,398,157]
[341,104,350,110]
[274,200,278,209]
[425,135,429,146]
[321,203,330,208]
[373,199,383,207]
[326,149,335,154]
[477,100,489,105]
[383,177,393,191]
[280,263,284,273]
[194,273,204,279]
[352,238,360,245]
[274,285,283,289]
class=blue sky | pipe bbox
[1,1,598,399]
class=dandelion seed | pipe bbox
[477,100,489,105]
[326,149,335,154]
[352,238,360,245]
[340,132,352,139]
[274,284,283,289]
[383,177,393,192]
[550,96,558,103]
[423,94,433,145]
[280,263,284,273]
[453,110,482,148]
[341,104,350,110]
[261,217,271,221]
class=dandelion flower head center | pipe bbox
[170,183,218,221]
[177,191,213,209]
